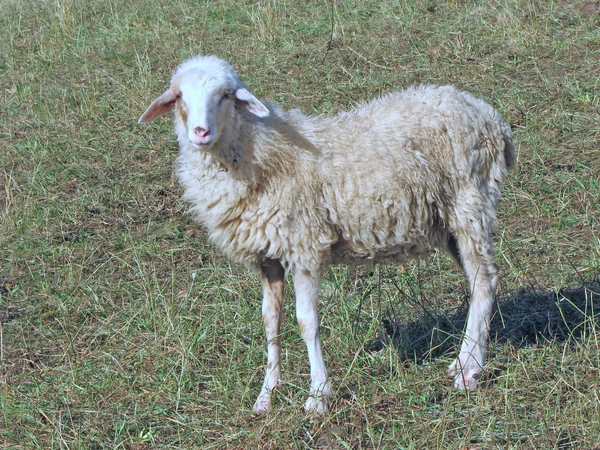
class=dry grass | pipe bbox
[1,0,600,448]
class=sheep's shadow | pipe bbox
[366,279,600,361]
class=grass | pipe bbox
[1,0,600,448]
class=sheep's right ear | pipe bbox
[235,88,270,118]
[138,89,177,124]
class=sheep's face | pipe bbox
[175,68,238,149]
[139,57,270,151]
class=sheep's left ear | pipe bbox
[235,88,270,118]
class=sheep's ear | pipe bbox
[235,88,270,118]
[138,89,177,124]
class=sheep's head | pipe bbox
[139,55,270,149]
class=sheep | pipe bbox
[139,54,515,415]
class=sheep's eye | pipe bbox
[221,91,233,102]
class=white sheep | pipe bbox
[139,54,515,415]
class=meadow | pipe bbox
[1,0,599,448]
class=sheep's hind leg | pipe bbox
[293,268,332,415]
[253,259,285,414]
[448,227,498,391]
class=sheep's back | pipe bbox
[318,85,512,262]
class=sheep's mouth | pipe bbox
[191,139,213,149]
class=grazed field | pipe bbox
[1,0,599,448]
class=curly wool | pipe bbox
[173,79,514,274]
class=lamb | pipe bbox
[139,54,515,415]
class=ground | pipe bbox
[1,0,599,448]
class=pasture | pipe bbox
[1,0,599,448]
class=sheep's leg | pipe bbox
[293,268,332,415]
[253,259,285,414]
[449,228,498,391]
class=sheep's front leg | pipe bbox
[253,259,285,414]
[293,268,332,415]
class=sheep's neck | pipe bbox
[211,116,303,184]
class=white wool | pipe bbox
[172,81,514,273]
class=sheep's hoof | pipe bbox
[304,395,329,415]
[252,393,272,415]
[448,359,482,391]
[304,383,333,415]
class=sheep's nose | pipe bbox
[193,126,210,139]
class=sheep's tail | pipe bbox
[490,105,516,171]
[501,122,516,170]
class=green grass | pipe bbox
[1,0,600,448]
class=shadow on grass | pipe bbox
[367,278,600,362]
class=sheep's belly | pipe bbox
[329,238,436,265]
